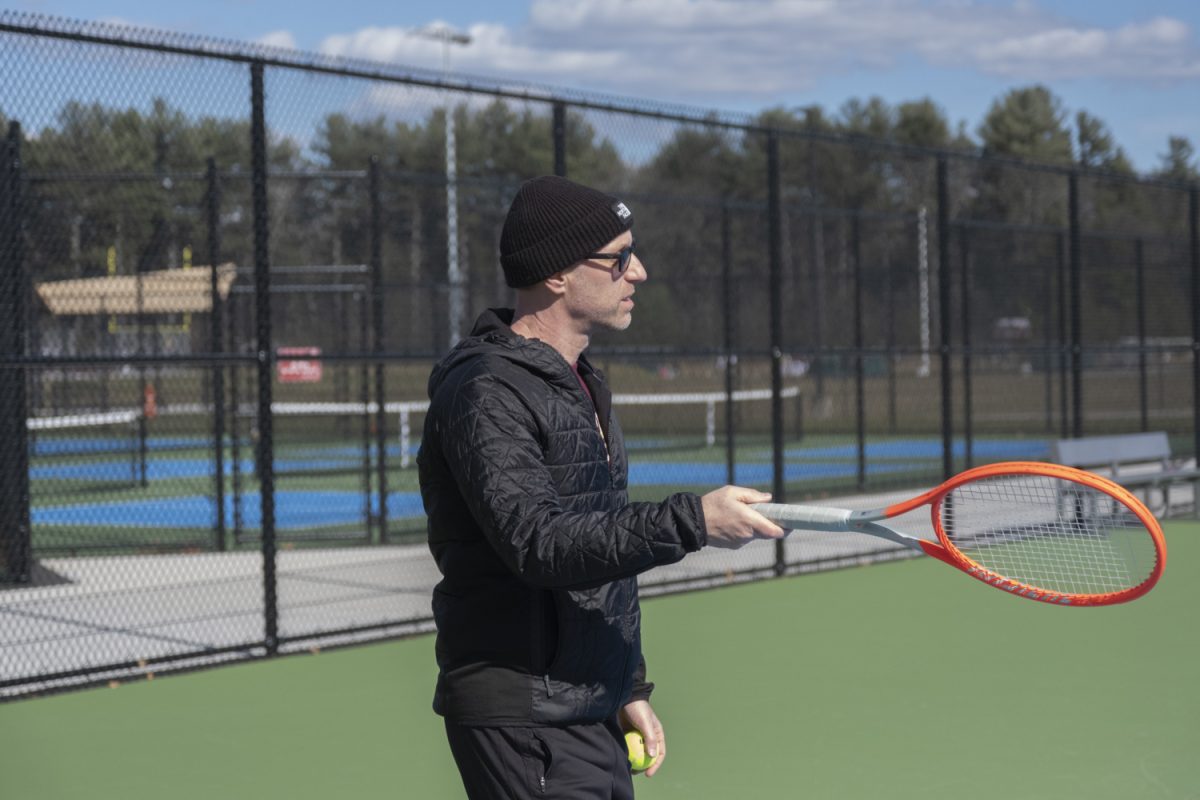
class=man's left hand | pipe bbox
[619,699,666,777]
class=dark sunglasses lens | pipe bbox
[617,245,633,273]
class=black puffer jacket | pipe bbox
[418,308,707,726]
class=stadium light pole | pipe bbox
[413,24,472,348]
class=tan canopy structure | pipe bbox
[35,263,237,316]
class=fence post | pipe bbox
[206,157,227,552]
[960,224,973,468]
[1068,171,1083,438]
[369,156,389,543]
[886,231,897,434]
[721,199,736,485]
[1190,184,1199,465]
[852,213,866,490]
[250,61,278,655]
[1056,231,1069,439]
[228,291,245,542]
[553,102,567,178]
[1135,238,1148,432]
[135,195,149,488]
[358,289,372,540]
[1042,238,1053,432]
[767,132,786,576]
[936,156,953,480]
[0,121,31,585]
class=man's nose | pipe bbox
[625,254,647,282]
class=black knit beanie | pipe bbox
[499,176,634,288]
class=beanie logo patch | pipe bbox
[612,201,632,221]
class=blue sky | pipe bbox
[9,0,1200,173]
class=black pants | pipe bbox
[444,717,634,800]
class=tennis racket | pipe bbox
[753,461,1166,606]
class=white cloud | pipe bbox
[342,81,548,123]
[313,1,1200,100]
[256,30,299,51]
[319,21,622,76]
[976,16,1200,80]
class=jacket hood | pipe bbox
[427,308,586,400]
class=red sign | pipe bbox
[277,347,323,383]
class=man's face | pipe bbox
[562,230,646,333]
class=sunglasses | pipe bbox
[585,240,636,275]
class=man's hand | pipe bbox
[700,486,787,549]
[619,699,666,778]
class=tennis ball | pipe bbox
[625,730,657,773]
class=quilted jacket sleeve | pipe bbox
[436,372,706,589]
[630,654,655,703]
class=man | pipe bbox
[418,175,785,799]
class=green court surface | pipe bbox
[2,523,1196,799]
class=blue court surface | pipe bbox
[31,447,410,482]
[32,437,1050,531]
[30,436,206,456]
[786,439,1049,461]
[32,491,427,530]
[33,457,368,482]
[629,459,921,485]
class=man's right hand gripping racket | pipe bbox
[754,461,1166,606]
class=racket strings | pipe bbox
[940,475,1156,596]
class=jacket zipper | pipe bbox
[594,410,610,465]
[573,372,610,465]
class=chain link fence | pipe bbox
[1,12,1197,697]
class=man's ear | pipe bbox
[544,269,569,296]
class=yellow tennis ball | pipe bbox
[625,730,657,773]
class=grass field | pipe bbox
[2,521,1195,799]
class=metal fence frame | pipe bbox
[1,12,1198,698]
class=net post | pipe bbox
[793,390,804,443]
[369,156,389,543]
[936,156,954,480]
[400,408,411,469]
[137,407,149,488]
[128,415,139,483]
[250,60,278,656]
[0,120,32,585]
[705,401,716,448]
[767,132,786,576]
[206,156,227,552]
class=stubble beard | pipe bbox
[604,306,634,332]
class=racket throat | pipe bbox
[847,512,928,554]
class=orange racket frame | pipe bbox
[755,461,1167,607]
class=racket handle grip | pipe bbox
[752,503,852,531]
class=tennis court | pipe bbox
[3,11,1198,798]
[3,521,1195,799]
[29,434,1051,531]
